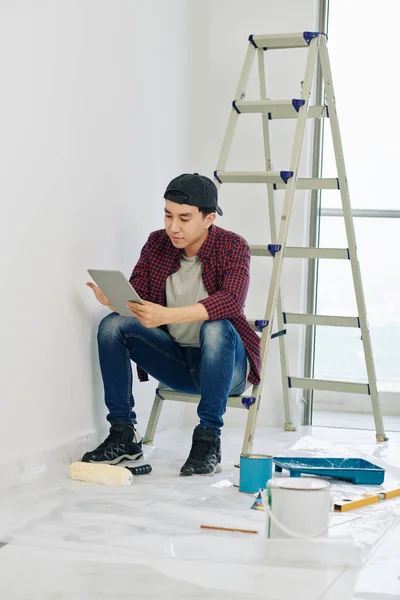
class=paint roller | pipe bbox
[69,462,152,485]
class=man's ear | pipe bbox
[206,213,217,228]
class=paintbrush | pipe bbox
[200,525,258,534]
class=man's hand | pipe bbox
[127,300,170,328]
[127,300,209,328]
[86,282,117,312]
[86,282,110,307]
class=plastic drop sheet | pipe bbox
[0,428,399,599]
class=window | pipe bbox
[312,1,400,419]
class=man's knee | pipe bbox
[98,313,120,341]
[97,313,140,341]
[200,320,235,346]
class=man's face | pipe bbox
[164,200,215,254]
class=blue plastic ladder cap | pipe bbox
[255,319,269,331]
[303,31,328,45]
[280,170,293,184]
[271,329,287,339]
[232,100,241,114]
[242,396,256,409]
[248,35,257,48]
[214,170,222,184]
[292,99,305,112]
[268,243,282,257]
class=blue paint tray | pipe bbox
[272,457,385,485]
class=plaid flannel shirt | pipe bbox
[129,224,261,385]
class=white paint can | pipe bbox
[266,477,331,539]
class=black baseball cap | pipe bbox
[164,172,223,216]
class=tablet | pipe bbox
[87,269,144,317]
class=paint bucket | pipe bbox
[233,463,240,487]
[239,454,272,494]
[266,477,331,539]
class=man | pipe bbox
[83,173,261,475]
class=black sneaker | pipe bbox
[81,422,143,465]
[179,427,221,476]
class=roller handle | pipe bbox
[125,464,152,476]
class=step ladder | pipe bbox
[144,31,387,452]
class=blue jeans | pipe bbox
[97,313,248,432]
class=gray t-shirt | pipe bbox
[166,253,207,347]
[165,253,251,386]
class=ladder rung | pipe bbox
[250,32,320,50]
[283,313,360,328]
[156,389,247,409]
[234,100,328,119]
[288,377,370,395]
[216,171,338,189]
[216,171,290,184]
[251,246,350,260]
[275,178,338,190]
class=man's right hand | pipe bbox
[86,282,110,307]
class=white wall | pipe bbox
[0,0,189,467]
[0,0,319,473]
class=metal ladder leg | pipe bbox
[215,42,256,175]
[257,47,295,432]
[318,37,387,441]
[143,391,164,445]
[242,36,320,451]
[213,40,259,454]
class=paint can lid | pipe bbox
[268,477,330,491]
[240,453,272,459]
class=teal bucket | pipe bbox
[239,454,272,493]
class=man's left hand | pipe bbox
[126,300,170,328]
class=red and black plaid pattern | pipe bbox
[129,225,261,384]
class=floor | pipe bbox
[313,411,400,433]
[1,423,400,599]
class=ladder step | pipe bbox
[216,171,291,184]
[215,171,338,189]
[283,313,360,328]
[156,389,246,409]
[251,246,350,260]
[275,178,338,190]
[249,32,324,50]
[233,100,328,119]
[288,377,370,395]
